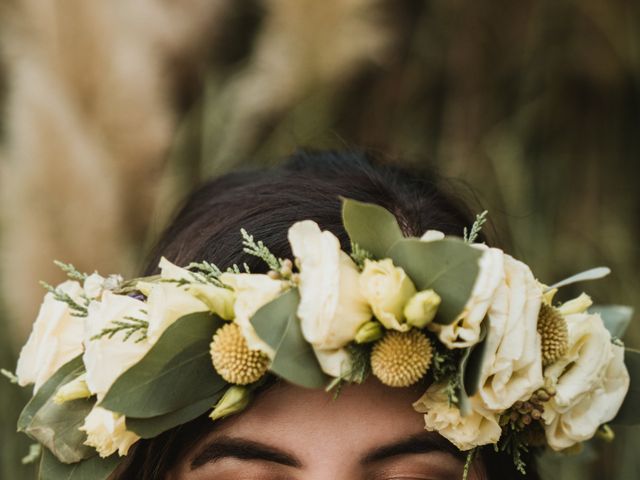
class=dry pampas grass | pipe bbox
[0,0,228,340]
[0,0,398,340]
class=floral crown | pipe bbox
[6,198,639,480]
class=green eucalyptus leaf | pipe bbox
[251,289,328,388]
[100,312,226,418]
[126,391,224,439]
[18,356,84,431]
[39,449,120,480]
[388,238,482,324]
[18,356,95,464]
[611,348,640,426]
[458,322,489,416]
[341,197,404,259]
[589,305,634,339]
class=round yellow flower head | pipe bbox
[210,323,270,385]
[371,329,432,387]
[537,303,569,366]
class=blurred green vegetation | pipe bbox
[2,0,640,478]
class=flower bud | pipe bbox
[404,289,441,328]
[210,385,251,421]
[359,259,416,331]
[53,374,92,404]
[354,321,384,344]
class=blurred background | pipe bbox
[0,0,638,478]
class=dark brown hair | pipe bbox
[117,148,538,479]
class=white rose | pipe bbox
[219,272,284,357]
[542,312,629,451]
[83,292,151,399]
[420,230,445,242]
[138,257,223,341]
[16,281,85,393]
[413,383,502,450]
[430,246,504,348]
[359,259,417,331]
[288,221,371,374]
[476,254,544,411]
[139,282,209,341]
[80,406,139,457]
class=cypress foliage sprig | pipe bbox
[91,315,149,343]
[462,447,477,480]
[186,260,233,289]
[463,211,489,244]
[54,260,88,281]
[350,241,373,269]
[40,281,89,317]
[240,228,282,271]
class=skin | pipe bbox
[168,378,485,480]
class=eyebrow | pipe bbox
[190,436,302,469]
[361,432,464,465]
[191,432,462,470]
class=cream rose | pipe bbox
[83,292,151,399]
[80,406,140,457]
[475,254,544,411]
[16,281,85,393]
[360,259,417,331]
[219,272,284,357]
[542,312,629,451]
[430,245,505,348]
[413,383,502,450]
[288,221,371,375]
[139,257,231,340]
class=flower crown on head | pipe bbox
[6,198,639,480]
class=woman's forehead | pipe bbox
[198,378,428,453]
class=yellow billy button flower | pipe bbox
[371,330,432,387]
[210,385,251,421]
[210,323,270,385]
[404,289,441,328]
[53,374,92,404]
[354,321,384,344]
[359,259,417,331]
[537,304,569,366]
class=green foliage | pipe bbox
[53,261,88,282]
[241,228,281,271]
[349,241,373,269]
[463,211,488,244]
[250,289,327,389]
[341,197,404,259]
[38,449,120,480]
[387,238,482,325]
[495,429,529,476]
[462,447,477,480]
[458,322,489,415]
[18,357,95,464]
[127,392,223,439]
[91,315,149,343]
[40,282,89,317]
[100,312,226,418]
[590,305,634,340]
[325,343,371,396]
